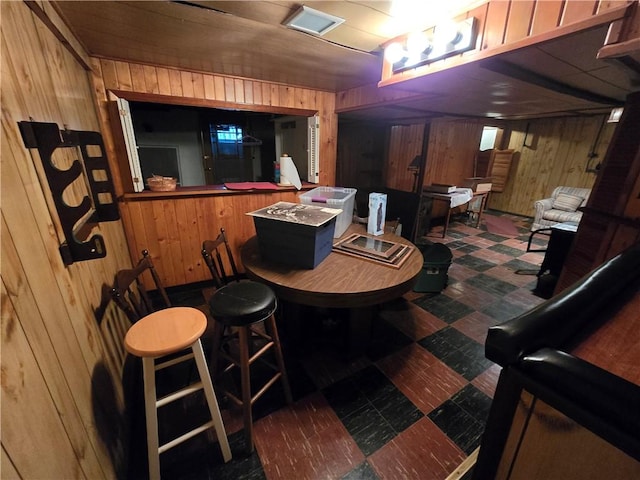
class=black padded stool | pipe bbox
[208,277,293,452]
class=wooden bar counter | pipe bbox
[118,184,314,289]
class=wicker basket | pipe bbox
[147,176,177,192]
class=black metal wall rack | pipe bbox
[18,121,120,265]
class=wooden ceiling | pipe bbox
[53,1,640,122]
[345,24,640,122]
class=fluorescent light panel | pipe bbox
[284,5,345,36]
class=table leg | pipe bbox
[347,306,374,358]
[278,300,304,351]
[280,302,376,358]
[443,208,452,238]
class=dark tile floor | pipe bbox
[128,210,550,480]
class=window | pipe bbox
[480,126,498,151]
[115,98,318,190]
[207,123,247,183]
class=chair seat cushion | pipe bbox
[543,209,583,224]
[208,281,277,326]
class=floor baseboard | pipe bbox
[445,447,478,480]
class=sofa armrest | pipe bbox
[533,198,554,226]
[534,198,554,212]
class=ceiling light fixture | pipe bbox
[385,17,477,73]
[283,5,345,36]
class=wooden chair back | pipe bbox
[111,250,171,323]
[201,228,240,289]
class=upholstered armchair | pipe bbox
[531,186,591,231]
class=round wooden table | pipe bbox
[241,224,423,355]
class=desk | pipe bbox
[241,224,423,356]
[422,188,474,237]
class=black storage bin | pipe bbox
[413,242,452,293]
[253,216,335,269]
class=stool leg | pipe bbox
[142,357,160,480]
[209,320,225,376]
[192,339,232,462]
[265,315,293,404]
[238,326,254,452]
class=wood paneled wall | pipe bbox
[489,115,615,216]
[120,190,304,288]
[423,119,484,187]
[336,82,418,115]
[336,121,387,190]
[382,118,482,193]
[354,118,482,194]
[384,124,425,191]
[91,58,338,196]
[374,115,614,220]
[2,2,133,478]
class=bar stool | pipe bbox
[124,306,231,480]
[208,282,293,452]
[202,228,293,452]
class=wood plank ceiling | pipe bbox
[53,1,640,121]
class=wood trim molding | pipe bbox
[26,1,92,70]
[109,89,318,116]
[598,37,640,60]
[120,184,315,201]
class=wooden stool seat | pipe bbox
[125,307,206,357]
[125,307,231,480]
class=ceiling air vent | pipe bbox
[283,5,344,36]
